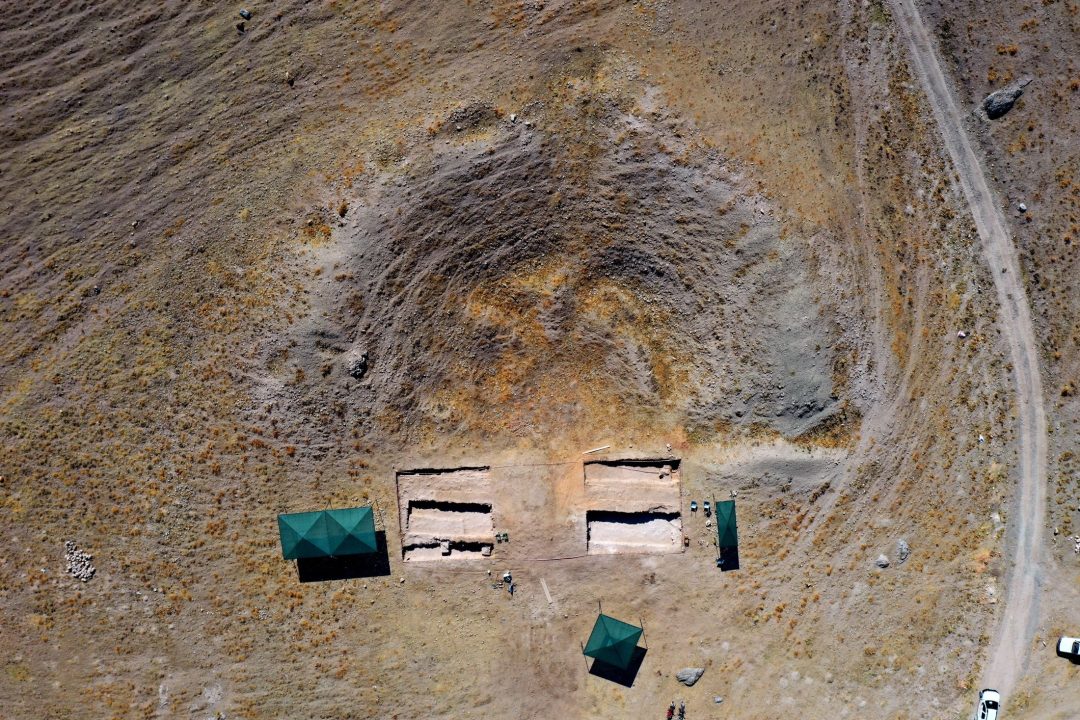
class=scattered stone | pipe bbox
[1018,203,1027,212]
[956,330,967,339]
[983,77,1032,119]
[509,113,517,123]
[236,21,245,34]
[64,540,95,582]
[676,667,705,686]
[714,696,724,704]
[875,554,890,569]
[239,9,252,20]
[896,539,910,564]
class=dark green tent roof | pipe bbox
[715,499,738,550]
[278,506,377,560]
[583,614,642,669]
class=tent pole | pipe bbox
[598,599,602,615]
[714,497,721,560]
[580,640,589,671]
[640,618,647,648]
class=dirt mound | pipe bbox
[434,101,502,135]
[281,95,839,445]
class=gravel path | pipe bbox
[890,0,1049,701]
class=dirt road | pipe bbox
[889,0,1049,701]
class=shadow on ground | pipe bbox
[297,531,392,582]
[588,647,648,688]
[718,545,740,572]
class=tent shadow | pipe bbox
[297,531,391,582]
[718,545,740,572]
[588,647,647,688]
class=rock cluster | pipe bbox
[64,540,95,582]
[345,351,368,380]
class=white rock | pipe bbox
[676,667,705,686]
[897,539,910,564]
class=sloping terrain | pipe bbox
[0,2,1074,719]
[279,69,839,448]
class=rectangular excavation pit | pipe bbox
[583,459,680,494]
[586,511,683,555]
[583,459,683,555]
[402,540,493,562]
[396,467,495,562]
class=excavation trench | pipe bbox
[396,468,496,561]
[586,510,683,555]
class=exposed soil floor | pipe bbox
[586,511,683,555]
[0,2,1076,719]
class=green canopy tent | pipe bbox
[583,613,644,671]
[714,498,739,571]
[278,506,377,560]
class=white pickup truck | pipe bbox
[1057,635,1080,662]
[974,689,1000,720]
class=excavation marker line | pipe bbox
[488,460,580,469]
[413,553,594,573]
